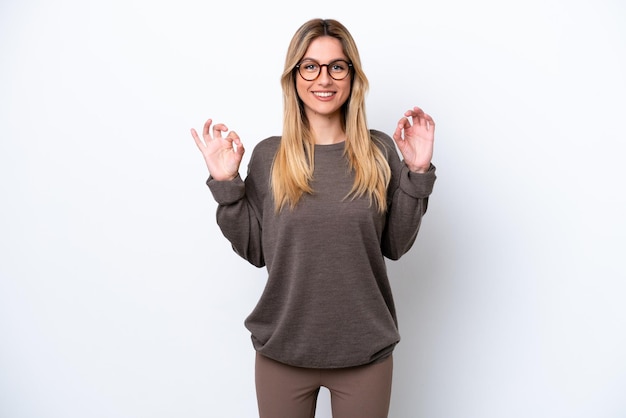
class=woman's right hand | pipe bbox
[191,119,245,181]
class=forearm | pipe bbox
[381,164,436,260]
[208,175,265,267]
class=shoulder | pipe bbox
[250,136,281,163]
[246,136,281,179]
[254,135,281,153]
[369,129,397,156]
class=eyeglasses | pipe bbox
[295,59,353,81]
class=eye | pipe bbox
[330,61,347,72]
[300,61,319,72]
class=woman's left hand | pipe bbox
[392,106,435,173]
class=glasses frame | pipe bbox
[295,59,353,81]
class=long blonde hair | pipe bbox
[272,18,391,213]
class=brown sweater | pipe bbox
[207,130,436,368]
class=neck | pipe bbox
[309,114,345,145]
[313,134,345,145]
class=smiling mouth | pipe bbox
[313,92,335,97]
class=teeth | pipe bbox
[314,92,334,97]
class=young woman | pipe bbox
[191,18,436,418]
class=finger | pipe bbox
[224,130,238,143]
[404,106,421,117]
[227,131,246,156]
[411,108,426,126]
[424,114,435,131]
[394,118,408,138]
[202,119,213,138]
[190,128,205,149]
[394,118,410,141]
[398,117,411,129]
[212,123,228,140]
[234,138,245,156]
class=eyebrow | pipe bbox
[300,57,349,62]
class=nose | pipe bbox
[317,65,332,83]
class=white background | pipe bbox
[1,0,625,417]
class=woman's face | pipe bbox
[295,36,352,121]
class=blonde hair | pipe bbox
[272,18,391,213]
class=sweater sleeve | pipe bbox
[206,158,266,268]
[375,131,437,260]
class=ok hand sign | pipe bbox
[392,106,435,173]
[191,119,245,181]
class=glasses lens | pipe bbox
[298,60,320,81]
[328,60,350,80]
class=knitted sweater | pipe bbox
[207,129,436,368]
